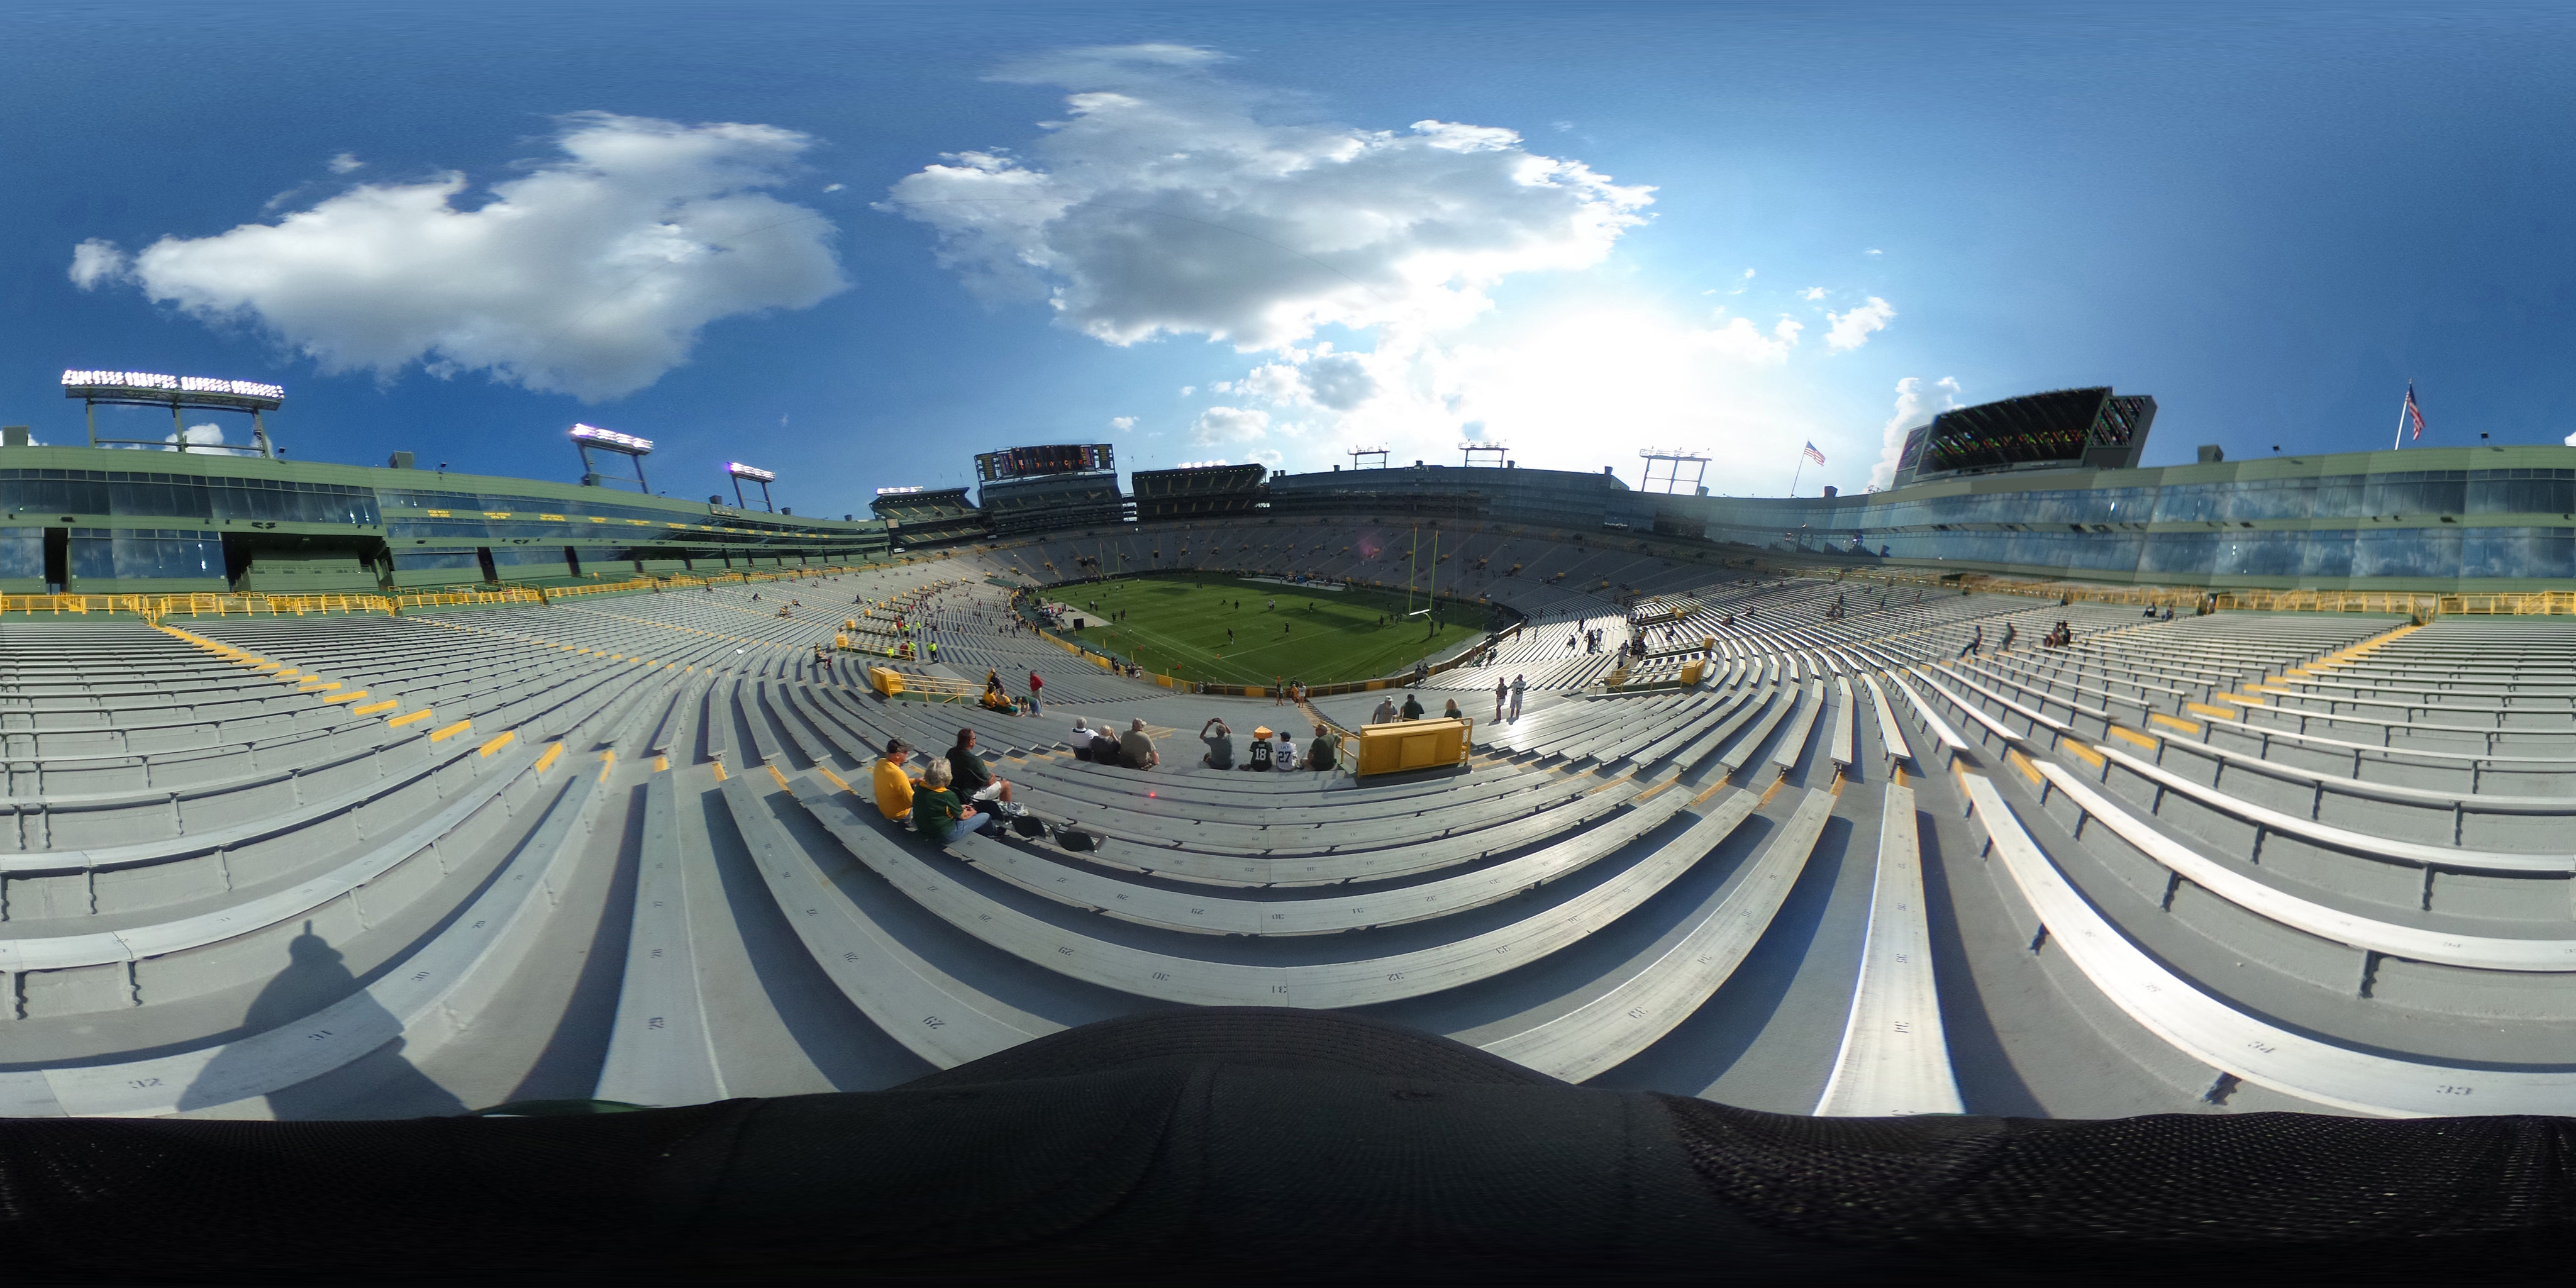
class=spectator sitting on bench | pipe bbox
[948,728,1013,806]
[1120,718,1160,770]
[912,758,989,841]
[1307,725,1337,771]
[1200,718,1235,769]
[871,739,924,823]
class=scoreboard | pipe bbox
[974,443,1114,482]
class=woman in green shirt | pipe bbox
[913,759,989,841]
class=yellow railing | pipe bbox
[2433,591,2576,616]
[389,587,545,611]
[0,559,917,624]
[0,592,406,622]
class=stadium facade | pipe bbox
[0,442,891,596]
[15,382,2576,595]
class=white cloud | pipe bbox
[1111,415,1136,430]
[884,45,1652,352]
[1863,247,1884,256]
[1301,352,1375,410]
[68,238,129,290]
[71,112,848,401]
[1824,296,1895,352]
[822,182,845,192]
[1800,286,1825,301]
[168,422,228,452]
[327,152,364,174]
[1698,315,1803,365]
[1178,385,1195,397]
[1867,376,1960,489]
[1235,362,1304,404]
[1190,405,1270,444]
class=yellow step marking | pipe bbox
[2149,712,2201,734]
[1757,775,1787,807]
[2183,701,2230,719]
[298,681,341,692]
[478,730,516,757]
[1891,764,1909,788]
[389,708,435,728]
[2007,748,2043,784]
[599,749,617,782]
[323,690,370,704]
[767,763,791,789]
[818,765,850,791]
[2064,742,2105,769]
[2107,725,2159,749]
[712,761,729,782]
[654,753,670,773]
[535,742,564,773]
[430,719,473,743]
[352,699,398,716]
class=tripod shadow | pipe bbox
[180,921,467,1119]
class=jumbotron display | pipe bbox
[974,443,1113,482]
[1892,387,2155,487]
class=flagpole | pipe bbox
[2393,382,2408,450]
[1789,448,1806,498]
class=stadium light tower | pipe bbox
[64,369,283,458]
[570,425,653,492]
[1639,447,1712,494]
[1459,441,1508,468]
[1348,444,1390,470]
[728,462,778,512]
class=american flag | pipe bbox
[2404,382,2426,440]
[1802,441,1827,465]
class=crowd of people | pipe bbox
[1054,715,1340,775]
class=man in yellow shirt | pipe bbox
[872,738,923,822]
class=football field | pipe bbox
[1058,574,1484,687]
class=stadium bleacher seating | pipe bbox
[4,525,2573,1140]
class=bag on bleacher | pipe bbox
[1057,827,1098,852]
[1011,814,1048,838]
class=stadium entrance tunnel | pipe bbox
[6,1010,2575,1282]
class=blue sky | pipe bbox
[7,2,2575,511]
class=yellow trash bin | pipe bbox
[1352,718,1469,777]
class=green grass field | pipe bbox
[1058,573,1485,687]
